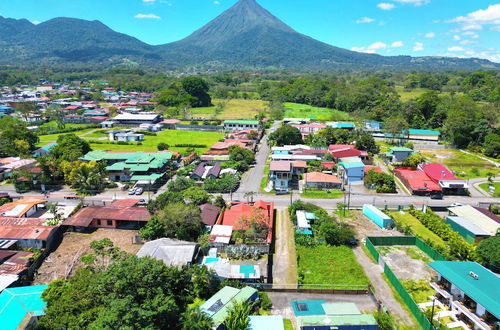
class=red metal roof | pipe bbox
[0,217,56,240]
[270,161,293,172]
[329,144,355,151]
[419,163,462,182]
[111,199,140,208]
[221,201,274,244]
[321,162,336,170]
[364,166,383,174]
[395,168,441,192]
[304,172,342,184]
[0,250,34,276]
[331,148,362,159]
[63,206,150,227]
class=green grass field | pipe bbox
[284,103,353,121]
[479,182,500,197]
[388,212,447,250]
[420,149,500,179]
[301,190,344,199]
[36,128,98,146]
[88,130,224,154]
[296,245,370,288]
[38,121,96,130]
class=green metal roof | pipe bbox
[298,314,377,327]
[84,151,173,162]
[339,161,365,169]
[130,173,165,183]
[224,120,259,125]
[390,147,413,152]
[429,261,500,318]
[407,129,441,136]
[200,286,257,326]
[0,285,48,330]
[322,303,362,316]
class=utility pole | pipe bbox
[347,183,351,210]
[429,298,436,330]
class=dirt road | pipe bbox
[272,210,298,288]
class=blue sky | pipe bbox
[1,0,500,62]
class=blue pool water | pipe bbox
[204,257,219,264]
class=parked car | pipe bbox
[121,184,130,191]
[128,188,136,195]
[135,188,144,195]
[450,203,463,207]
[137,199,147,206]
[430,193,443,200]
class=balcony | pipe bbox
[451,301,490,330]
[430,282,452,300]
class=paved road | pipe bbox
[353,246,414,325]
[237,122,280,194]
[272,210,298,288]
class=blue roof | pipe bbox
[41,143,57,151]
[339,162,365,169]
[407,129,441,136]
[0,285,48,330]
[292,300,326,316]
[327,122,355,129]
[429,261,500,319]
[249,316,284,330]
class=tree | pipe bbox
[477,237,500,269]
[336,202,347,217]
[0,117,39,156]
[168,176,196,192]
[45,105,66,129]
[266,99,285,120]
[139,216,166,241]
[158,142,170,151]
[268,125,303,146]
[247,130,258,140]
[222,301,253,330]
[15,101,38,121]
[51,134,92,162]
[444,96,480,148]
[228,145,255,172]
[213,195,227,209]
[319,222,355,246]
[63,161,106,195]
[402,154,425,168]
[355,133,379,155]
[181,307,214,330]
[181,77,212,107]
[148,191,184,213]
[157,203,205,241]
[182,186,211,205]
[483,133,500,158]
[384,117,409,144]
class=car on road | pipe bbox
[275,189,290,195]
[450,203,463,207]
[121,184,130,191]
[137,199,147,206]
[135,188,144,195]
[430,193,443,200]
[128,188,136,195]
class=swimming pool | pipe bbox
[204,257,220,264]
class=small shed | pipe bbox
[362,204,393,229]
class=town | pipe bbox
[0,69,498,330]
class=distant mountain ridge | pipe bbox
[0,0,498,71]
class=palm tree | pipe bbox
[181,307,214,330]
[222,301,254,330]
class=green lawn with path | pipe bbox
[388,212,447,250]
[300,190,343,199]
[284,103,353,121]
[479,182,500,197]
[36,128,98,146]
[296,245,370,288]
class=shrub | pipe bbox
[174,144,207,148]
[203,174,240,193]
[157,142,170,151]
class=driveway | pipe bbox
[272,210,298,288]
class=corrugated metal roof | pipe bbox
[0,217,56,240]
[446,216,491,236]
[448,205,500,235]
[63,206,150,227]
[429,261,500,319]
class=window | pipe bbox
[97,219,101,225]
[107,220,113,226]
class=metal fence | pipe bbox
[365,236,445,330]
[244,283,369,295]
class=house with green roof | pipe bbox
[338,157,365,185]
[429,261,500,329]
[82,150,177,184]
[200,286,258,329]
[224,120,260,131]
[0,285,48,330]
[385,147,414,163]
[405,129,441,141]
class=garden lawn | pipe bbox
[39,121,97,130]
[296,245,370,288]
[388,212,447,250]
[192,99,266,120]
[420,149,500,179]
[88,130,224,154]
[479,182,500,197]
[284,103,352,121]
[301,190,343,199]
[36,128,99,146]
[283,319,294,330]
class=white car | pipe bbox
[128,188,136,195]
[135,188,144,195]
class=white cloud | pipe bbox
[459,40,477,45]
[134,13,161,19]
[413,42,424,51]
[453,35,461,41]
[448,46,465,52]
[461,31,479,38]
[490,26,500,31]
[213,0,220,4]
[352,41,405,53]
[424,32,435,38]
[32,20,41,25]
[355,17,375,24]
[393,0,430,7]
[143,0,156,2]
[449,4,500,31]
[377,3,395,10]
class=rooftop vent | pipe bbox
[469,271,479,280]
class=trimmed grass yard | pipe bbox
[88,130,224,154]
[283,319,294,330]
[301,189,343,199]
[420,149,500,179]
[388,212,447,250]
[479,182,500,197]
[296,245,370,288]
[36,128,98,146]
[284,103,353,121]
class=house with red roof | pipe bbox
[418,163,469,192]
[220,201,274,245]
[395,168,442,196]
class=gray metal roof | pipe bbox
[137,238,198,267]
